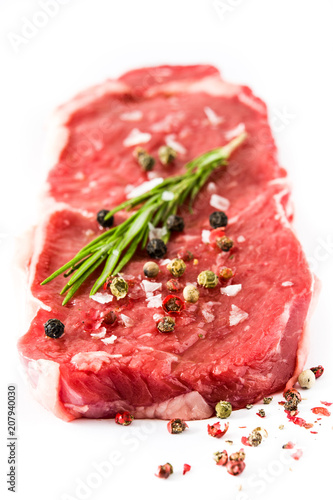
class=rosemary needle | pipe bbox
[41,132,247,305]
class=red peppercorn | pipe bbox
[311,407,331,416]
[310,365,324,379]
[214,450,228,466]
[209,228,225,247]
[162,295,185,315]
[283,388,302,403]
[155,463,173,479]
[167,418,188,434]
[115,411,134,426]
[227,460,246,476]
[207,421,229,438]
[177,249,194,262]
[183,464,191,475]
[166,279,182,292]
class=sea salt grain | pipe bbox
[210,194,230,211]
[221,284,242,297]
[229,305,248,326]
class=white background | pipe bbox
[1,1,333,499]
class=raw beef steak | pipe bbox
[18,65,314,421]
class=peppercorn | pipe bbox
[263,397,273,404]
[167,418,188,434]
[246,404,253,410]
[166,214,184,232]
[257,409,266,418]
[207,421,229,438]
[143,261,160,278]
[110,277,128,300]
[134,147,155,171]
[248,430,262,447]
[209,211,228,229]
[155,463,173,479]
[197,270,218,288]
[167,258,186,277]
[183,285,199,303]
[177,249,193,261]
[158,145,177,165]
[310,365,324,379]
[44,318,65,339]
[298,369,315,389]
[217,236,234,252]
[103,310,117,325]
[219,267,234,280]
[157,316,175,333]
[146,238,167,259]
[96,209,114,228]
[215,400,232,419]
[213,450,228,466]
[162,295,184,315]
[115,411,134,426]
[166,279,181,292]
[227,460,245,476]
[230,449,246,462]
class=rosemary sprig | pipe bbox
[41,132,246,304]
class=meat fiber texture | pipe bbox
[18,65,314,422]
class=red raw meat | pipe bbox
[18,65,314,421]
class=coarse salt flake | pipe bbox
[282,281,294,287]
[146,294,163,308]
[229,304,249,326]
[165,134,186,154]
[123,128,151,147]
[120,314,135,328]
[101,335,117,345]
[148,222,168,241]
[237,235,246,243]
[142,280,162,294]
[225,123,246,140]
[202,230,211,244]
[210,194,230,211]
[221,284,242,297]
[90,292,113,304]
[127,178,164,199]
[91,328,107,339]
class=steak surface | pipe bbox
[18,65,313,421]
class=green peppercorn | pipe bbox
[216,236,234,252]
[157,316,175,333]
[215,401,232,419]
[143,261,160,278]
[110,277,128,300]
[158,145,177,165]
[167,258,186,277]
[134,147,155,171]
[183,285,199,303]
[197,270,218,288]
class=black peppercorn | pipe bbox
[44,319,65,339]
[209,211,228,229]
[146,238,167,259]
[166,215,184,232]
[97,209,114,228]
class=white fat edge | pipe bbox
[207,182,217,193]
[148,222,168,241]
[120,314,135,328]
[220,284,242,297]
[91,328,107,339]
[161,191,175,201]
[282,281,294,287]
[141,280,162,294]
[229,304,249,326]
[238,92,266,114]
[165,134,186,154]
[204,106,224,125]
[210,194,230,211]
[101,334,118,345]
[70,351,119,372]
[146,294,163,308]
[90,292,113,304]
[273,189,292,227]
[225,123,246,141]
[123,128,152,147]
[237,235,246,243]
[201,229,211,244]
[148,76,240,98]
[120,110,143,121]
[127,177,164,199]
